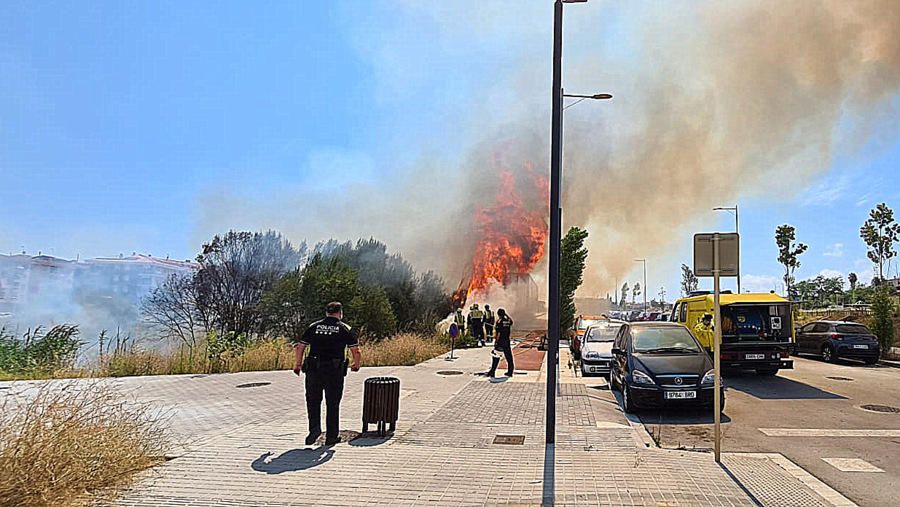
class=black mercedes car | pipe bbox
[610,322,724,413]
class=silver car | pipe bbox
[580,321,625,376]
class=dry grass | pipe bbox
[0,382,169,507]
[361,333,448,367]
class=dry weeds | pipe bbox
[0,382,170,507]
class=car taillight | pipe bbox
[830,333,843,340]
[780,351,790,358]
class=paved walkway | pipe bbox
[0,342,855,506]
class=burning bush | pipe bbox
[0,382,169,507]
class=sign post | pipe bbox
[693,232,739,464]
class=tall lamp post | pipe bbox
[547,0,612,445]
[713,205,740,292]
[634,259,647,310]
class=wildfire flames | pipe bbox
[453,153,549,306]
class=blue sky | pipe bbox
[1,1,898,300]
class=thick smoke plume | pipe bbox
[198,1,900,298]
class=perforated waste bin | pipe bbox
[362,376,400,436]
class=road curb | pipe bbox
[877,359,900,368]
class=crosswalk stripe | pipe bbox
[759,428,900,437]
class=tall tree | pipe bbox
[775,224,807,298]
[620,283,630,308]
[195,230,306,337]
[848,272,858,303]
[658,287,666,307]
[141,273,207,355]
[560,227,589,338]
[632,282,641,304]
[860,203,900,282]
[680,264,699,296]
[870,285,896,356]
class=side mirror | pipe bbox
[611,347,624,356]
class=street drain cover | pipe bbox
[493,435,526,445]
[436,370,464,376]
[826,376,854,381]
[860,404,900,414]
[236,382,271,388]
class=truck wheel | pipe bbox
[755,368,778,376]
[822,345,836,363]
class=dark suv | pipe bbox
[795,320,880,364]
[610,322,724,413]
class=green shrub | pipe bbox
[870,286,896,355]
[0,325,82,377]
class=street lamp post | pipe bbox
[713,205,740,292]
[547,0,611,445]
[635,259,647,310]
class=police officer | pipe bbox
[486,308,514,377]
[293,301,361,446]
[483,304,495,343]
[468,303,485,347]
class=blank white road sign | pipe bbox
[694,233,739,277]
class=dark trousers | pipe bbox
[488,340,514,376]
[485,323,494,341]
[471,321,484,344]
[305,369,345,439]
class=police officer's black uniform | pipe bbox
[488,310,514,377]
[296,316,358,444]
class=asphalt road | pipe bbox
[635,356,900,506]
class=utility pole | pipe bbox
[713,205,740,292]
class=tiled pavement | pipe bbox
[1,343,851,506]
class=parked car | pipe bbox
[570,314,606,359]
[580,320,625,376]
[795,320,881,364]
[610,322,724,413]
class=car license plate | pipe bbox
[853,344,869,349]
[665,391,696,400]
[745,353,765,360]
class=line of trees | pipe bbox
[141,231,453,359]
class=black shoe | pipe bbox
[504,371,514,377]
[324,435,340,446]
[305,431,322,445]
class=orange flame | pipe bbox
[454,154,549,306]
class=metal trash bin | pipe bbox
[362,376,400,436]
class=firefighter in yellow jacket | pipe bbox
[693,313,715,350]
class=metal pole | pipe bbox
[735,205,741,293]
[642,260,647,310]
[546,0,563,445]
[713,234,722,463]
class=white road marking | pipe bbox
[822,458,885,473]
[759,428,900,437]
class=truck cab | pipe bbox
[670,292,794,375]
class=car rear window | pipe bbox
[585,325,619,342]
[578,319,601,330]
[835,324,871,334]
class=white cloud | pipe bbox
[823,242,844,257]
[742,274,781,294]
[799,173,851,207]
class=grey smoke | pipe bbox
[196,1,900,297]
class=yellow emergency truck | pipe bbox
[670,292,794,375]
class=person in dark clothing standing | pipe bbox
[293,302,361,446]
[486,308,514,378]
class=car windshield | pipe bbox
[632,327,701,353]
[578,319,601,330]
[585,325,618,342]
[835,324,871,334]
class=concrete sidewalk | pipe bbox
[1,343,852,506]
